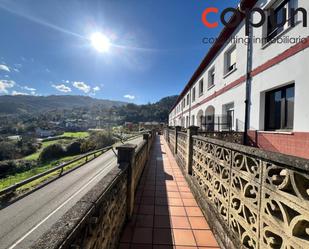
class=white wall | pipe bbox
[169,0,309,133]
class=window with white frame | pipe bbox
[199,79,204,96]
[208,67,215,88]
[187,94,190,106]
[225,45,236,74]
[265,0,299,42]
[192,115,195,126]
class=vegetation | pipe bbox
[0,95,126,115]
[112,95,178,123]
[0,130,117,191]
[61,132,89,139]
[39,144,66,163]
[0,94,178,193]
[0,155,80,191]
[0,137,38,161]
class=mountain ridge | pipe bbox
[0,95,127,115]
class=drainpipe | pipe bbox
[239,4,253,145]
[188,88,192,127]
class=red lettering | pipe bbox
[202,7,219,28]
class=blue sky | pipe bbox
[0,0,239,104]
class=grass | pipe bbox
[61,132,89,139]
[0,130,134,196]
[17,152,103,192]
[23,137,75,161]
[23,140,62,160]
[0,155,79,191]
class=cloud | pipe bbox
[13,68,20,73]
[52,84,71,93]
[23,86,36,91]
[12,90,29,96]
[124,94,135,100]
[73,81,91,93]
[14,63,22,68]
[0,80,15,93]
[93,86,100,92]
[0,64,10,72]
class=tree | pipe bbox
[91,131,116,149]
[39,144,65,163]
[0,141,16,160]
[66,141,82,156]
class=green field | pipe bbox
[61,132,89,138]
[23,132,89,161]
[0,155,78,191]
[23,140,60,160]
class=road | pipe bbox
[0,137,143,249]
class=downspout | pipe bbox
[239,3,253,145]
[188,88,192,127]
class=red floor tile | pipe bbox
[185,207,204,217]
[118,136,219,249]
[169,206,187,216]
[154,215,171,228]
[132,227,152,244]
[188,217,210,229]
[139,205,154,215]
[173,229,196,246]
[153,228,173,245]
[135,214,154,228]
[171,216,191,229]
[193,230,219,247]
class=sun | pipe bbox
[90,32,111,53]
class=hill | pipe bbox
[0,95,127,115]
[114,95,178,123]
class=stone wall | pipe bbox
[31,131,155,249]
[164,127,309,249]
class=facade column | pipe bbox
[186,126,199,175]
[175,126,181,155]
[143,133,150,153]
[116,143,137,219]
[167,127,170,143]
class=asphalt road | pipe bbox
[0,137,143,249]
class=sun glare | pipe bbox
[90,32,111,53]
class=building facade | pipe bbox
[169,0,309,159]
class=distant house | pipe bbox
[139,122,163,131]
[124,122,133,131]
[7,135,22,141]
[35,128,55,138]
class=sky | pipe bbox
[0,0,239,104]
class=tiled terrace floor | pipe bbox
[119,136,220,249]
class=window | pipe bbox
[208,67,215,88]
[265,84,294,131]
[199,79,204,96]
[266,0,298,42]
[192,115,195,126]
[187,94,190,106]
[192,87,196,102]
[225,46,236,74]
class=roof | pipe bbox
[170,0,257,113]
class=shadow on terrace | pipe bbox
[118,136,220,249]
